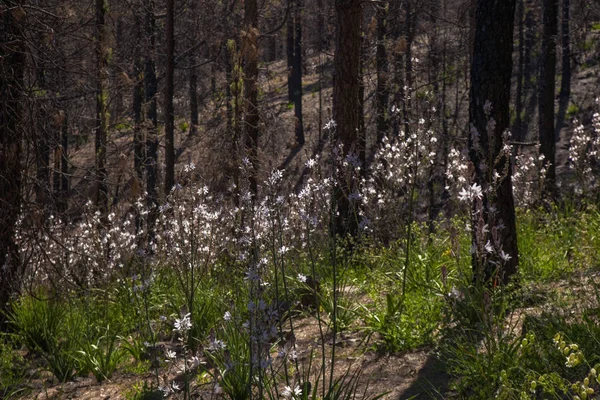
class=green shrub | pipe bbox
[0,334,27,399]
[77,324,127,382]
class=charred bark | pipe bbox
[469,0,519,284]
[333,0,362,236]
[538,0,558,196]
[0,0,25,329]
[164,0,175,195]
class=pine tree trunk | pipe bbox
[469,0,519,284]
[95,0,109,214]
[514,0,524,142]
[559,0,570,102]
[556,0,571,139]
[35,56,50,211]
[59,108,69,213]
[243,0,259,196]
[287,0,294,103]
[539,0,558,196]
[375,3,389,145]
[358,31,366,172]
[522,0,536,137]
[403,2,415,136]
[144,1,159,239]
[133,26,145,187]
[293,0,304,146]
[164,0,175,195]
[391,3,405,138]
[333,0,362,236]
[189,61,199,136]
[0,0,25,329]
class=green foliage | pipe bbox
[518,206,600,282]
[9,294,83,382]
[0,334,27,399]
[179,121,189,132]
[125,381,164,400]
[9,294,64,355]
[161,273,224,347]
[77,324,126,382]
[114,121,132,131]
[120,334,147,364]
[204,319,254,400]
[300,366,389,400]
[318,282,359,333]
[360,289,441,352]
[357,227,456,351]
[441,290,524,398]
[567,103,580,119]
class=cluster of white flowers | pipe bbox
[512,144,548,207]
[361,117,439,238]
[458,183,483,203]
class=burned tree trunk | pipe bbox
[95,0,109,214]
[164,0,175,195]
[469,0,519,284]
[0,0,25,329]
[538,0,558,196]
[293,0,304,146]
[375,2,389,145]
[243,0,260,196]
[333,0,362,236]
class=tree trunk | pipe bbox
[559,0,570,102]
[539,0,558,196]
[333,0,362,236]
[164,0,175,195]
[95,0,109,214]
[59,108,69,213]
[145,1,159,239]
[0,0,25,329]
[133,14,144,190]
[469,0,519,284]
[188,0,199,137]
[514,0,524,142]
[390,2,405,138]
[375,2,389,145]
[287,0,294,103]
[427,0,446,232]
[189,61,199,136]
[358,30,366,173]
[35,57,50,211]
[243,0,260,196]
[228,39,242,206]
[133,57,145,189]
[403,2,415,136]
[556,0,571,139]
[522,0,536,138]
[293,0,304,146]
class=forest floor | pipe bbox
[20,268,600,400]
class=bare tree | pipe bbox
[538,0,558,196]
[164,0,175,195]
[469,0,519,283]
[243,0,259,196]
[556,0,571,139]
[333,0,362,236]
[95,0,109,214]
[375,2,389,146]
[0,0,25,328]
